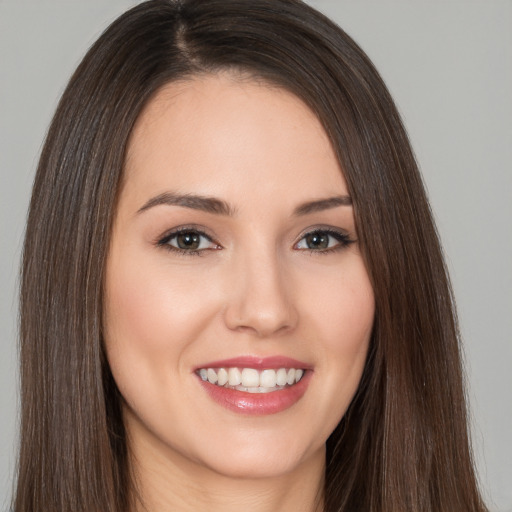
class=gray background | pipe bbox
[1,0,510,510]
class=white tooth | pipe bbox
[247,386,271,393]
[241,368,260,387]
[234,385,284,394]
[207,368,218,384]
[295,369,304,383]
[276,368,287,386]
[260,369,277,388]
[217,368,228,386]
[199,369,208,381]
[228,367,242,386]
[286,368,296,385]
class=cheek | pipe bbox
[321,279,374,352]
[102,251,220,402]
[300,255,375,353]
[299,259,374,425]
[325,269,374,375]
[104,252,214,351]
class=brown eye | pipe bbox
[175,232,201,250]
[158,228,219,254]
[304,232,329,250]
[295,229,353,252]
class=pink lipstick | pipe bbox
[194,355,312,415]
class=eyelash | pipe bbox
[296,228,355,256]
[156,226,218,257]
[156,226,354,257]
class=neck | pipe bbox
[127,428,325,512]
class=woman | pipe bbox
[14,0,488,510]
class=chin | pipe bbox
[188,430,325,480]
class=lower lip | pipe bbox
[198,371,312,415]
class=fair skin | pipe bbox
[103,73,375,512]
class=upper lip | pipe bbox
[194,355,312,371]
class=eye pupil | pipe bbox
[177,232,200,250]
[306,232,329,249]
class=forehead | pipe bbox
[123,72,347,208]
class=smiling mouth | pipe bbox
[197,367,305,393]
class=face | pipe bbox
[103,73,374,480]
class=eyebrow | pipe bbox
[137,192,352,216]
[293,195,352,216]
[137,192,236,216]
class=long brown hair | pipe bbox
[15,1,487,510]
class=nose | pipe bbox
[223,249,298,338]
